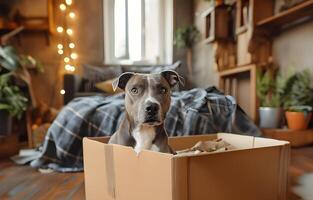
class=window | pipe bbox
[104,0,173,65]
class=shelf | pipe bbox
[219,64,254,77]
[262,128,313,147]
[257,0,313,31]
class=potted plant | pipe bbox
[283,70,313,130]
[0,74,28,135]
[0,45,43,135]
[174,26,200,81]
[257,69,285,128]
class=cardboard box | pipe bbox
[83,134,290,200]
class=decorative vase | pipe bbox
[259,107,283,128]
[285,111,312,130]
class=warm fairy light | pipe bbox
[64,57,70,63]
[69,43,75,48]
[59,4,66,11]
[65,64,72,71]
[58,0,77,74]
[65,0,72,5]
[57,26,63,33]
[60,89,66,95]
[70,52,78,59]
[66,28,73,35]
[65,64,75,72]
[69,12,76,19]
[57,44,63,49]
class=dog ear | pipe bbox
[112,72,135,91]
[161,70,185,88]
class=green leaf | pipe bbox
[0,46,20,71]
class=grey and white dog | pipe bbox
[108,70,184,154]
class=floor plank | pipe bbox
[0,146,312,199]
[0,162,85,200]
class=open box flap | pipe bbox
[217,133,289,148]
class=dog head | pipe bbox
[112,70,184,126]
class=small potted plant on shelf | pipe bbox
[283,70,313,130]
[257,69,285,128]
[174,25,200,82]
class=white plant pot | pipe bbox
[259,107,283,129]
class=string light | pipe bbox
[57,0,77,88]
[70,53,78,59]
[65,64,76,72]
[69,12,76,19]
[66,28,73,35]
[64,57,70,63]
[69,43,75,48]
[56,26,63,33]
[66,0,73,6]
[59,4,66,11]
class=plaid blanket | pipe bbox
[30,87,260,172]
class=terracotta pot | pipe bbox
[285,111,312,130]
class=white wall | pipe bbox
[273,21,313,75]
[192,0,219,88]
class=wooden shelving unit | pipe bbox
[0,0,54,44]
[262,129,313,147]
[257,0,313,33]
[202,4,231,44]
[218,0,313,124]
[219,64,257,121]
[218,64,252,76]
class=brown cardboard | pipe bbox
[83,134,290,200]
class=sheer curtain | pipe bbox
[104,0,173,65]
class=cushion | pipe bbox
[95,79,122,94]
[81,64,123,92]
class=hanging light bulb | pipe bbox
[60,89,66,95]
[56,26,64,33]
[65,64,72,71]
[70,52,78,60]
[65,64,76,72]
[69,43,75,48]
[57,44,63,49]
[65,0,72,6]
[66,28,73,35]
[58,49,64,55]
[64,57,70,63]
[59,3,66,11]
[69,12,76,19]
[70,66,76,72]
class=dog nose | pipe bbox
[145,103,159,115]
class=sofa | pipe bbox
[63,61,182,104]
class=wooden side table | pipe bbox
[262,129,313,147]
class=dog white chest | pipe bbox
[132,126,158,153]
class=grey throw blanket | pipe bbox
[30,87,260,172]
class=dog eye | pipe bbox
[131,87,138,94]
[160,87,167,94]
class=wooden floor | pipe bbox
[0,147,313,200]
